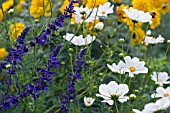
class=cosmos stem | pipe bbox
[115,100,119,113]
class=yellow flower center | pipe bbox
[102,11,106,14]
[158,79,163,82]
[164,93,169,97]
[130,67,135,72]
[81,15,85,19]
[87,99,91,104]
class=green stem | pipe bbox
[115,101,119,113]
[128,77,131,89]
[123,74,128,83]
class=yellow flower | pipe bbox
[60,0,69,14]
[2,0,14,12]
[82,0,88,4]
[86,19,100,29]
[60,0,79,14]
[0,48,8,59]
[150,10,161,29]
[16,0,26,12]
[0,9,3,21]
[116,4,129,22]
[9,22,26,40]
[132,0,151,12]
[160,1,170,14]
[149,0,166,10]
[29,0,52,18]
[123,17,143,30]
[131,28,145,44]
[111,0,122,2]
[86,0,108,8]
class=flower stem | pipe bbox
[115,101,119,113]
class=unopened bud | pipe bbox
[119,38,125,43]
[60,61,66,65]
[130,94,136,100]
[134,90,139,93]
[29,103,33,106]
[99,73,104,76]
[146,30,151,36]
[34,19,40,23]
[167,40,170,44]
[8,9,14,14]
[6,64,12,69]
[68,48,74,53]
[119,53,124,57]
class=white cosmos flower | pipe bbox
[96,81,129,105]
[143,36,156,45]
[84,97,95,106]
[151,87,170,99]
[151,72,170,86]
[155,35,164,43]
[107,62,125,74]
[144,35,165,45]
[95,22,104,30]
[133,98,170,113]
[132,109,151,113]
[155,98,170,110]
[122,7,152,24]
[85,8,99,23]
[74,6,88,24]
[74,6,98,24]
[118,56,148,77]
[63,33,96,46]
[97,2,114,17]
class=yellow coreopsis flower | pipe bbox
[0,9,3,21]
[149,0,167,10]
[29,0,52,18]
[82,0,88,4]
[160,1,170,14]
[132,0,151,12]
[123,17,143,31]
[16,0,26,12]
[2,0,14,12]
[86,0,108,8]
[0,48,8,59]
[112,0,122,3]
[86,19,100,29]
[60,0,79,14]
[60,0,70,14]
[116,4,129,22]
[9,22,26,40]
[150,11,161,29]
[131,28,145,44]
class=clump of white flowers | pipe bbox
[143,35,165,45]
[133,98,170,113]
[74,2,114,24]
[63,33,96,46]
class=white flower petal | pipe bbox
[118,96,129,103]
[99,84,110,97]
[107,81,119,95]
[101,99,114,105]
[116,84,129,96]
